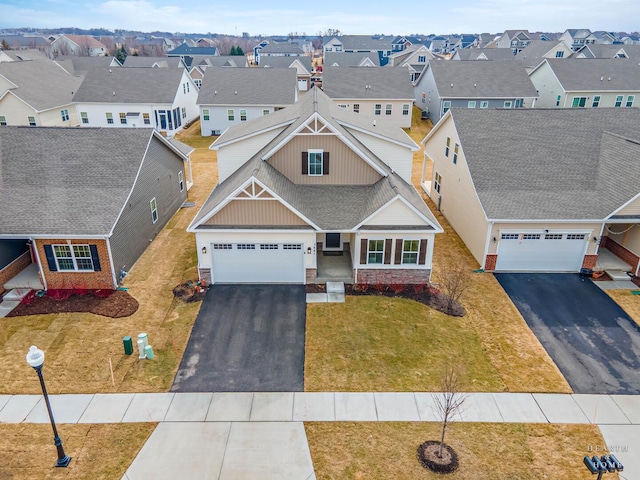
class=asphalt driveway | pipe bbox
[171,284,306,392]
[495,273,640,395]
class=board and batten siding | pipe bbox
[109,136,187,279]
[424,116,489,266]
[346,128,413,183]
[217,129,283,182]
[267,134,381,185]
[363,199,427,226]
[204,199,307,226]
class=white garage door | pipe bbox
[495,233,588,272]
[297,79,308,91]
[211,243,304,283]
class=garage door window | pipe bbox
[213,244,232,249]
[522,234,541,240]
[545,234,563,240]
[283,244,302,250]
[260,244,279,250]
[237,244,255,250]
[567,234,586,240]
[501,233,519,240]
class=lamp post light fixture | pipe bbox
[25,345,71,468]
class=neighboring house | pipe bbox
[387,45,435,83]
[451,48,517,61]
[414,60,538,122]
[321,67,415,128]
[621,34,640,45]
[515,40,573,72]
[427,36,451,54]
[323,52,380,67]
[559,29,596,51]
[591,31,619,44]
[51,34,108,56]
[529,58,640,108]
[54,55,120,76]
[421,108,640,274]
[449,35,478,52]
[197,67,297,136]
[0,49,51,63]
[167,44,219,57]
[73,67,199,136]
[120,56,187,68]
[0,59,83,126]
[495,30,533,53]
[571,44,640,60]
[256,41,304,65]
[259,56,313,91]
[323,35,394,65]
[0,127,188,291]
[0,35,51,51]
[251,39,270,64]
[391,35,431,52]
[187,87,442,285]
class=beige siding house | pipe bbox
[188,88,442,285]
[422,108,640,275]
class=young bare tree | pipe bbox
[432,364,467,458]
[434,261,470,315]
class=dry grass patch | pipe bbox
[305,296,503,392]
[0,122,218,394]
[606,290,640,327]
[306,422,615,480]
[0,423,155,480]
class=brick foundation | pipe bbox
[198,268,212,286]
[0,251,32,295]
[582,255,598,270]
[603,238,640,272]
[305,268,317,284]
[355,268,430,285]
[484,254,498,271]
[35,239,115,290]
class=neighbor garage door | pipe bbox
[495,232,588,272]
[211,242,304,283]
[297,79,308,91]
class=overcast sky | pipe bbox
[1,0,639,35]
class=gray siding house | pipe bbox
[414,60,538,122]
[0,127,188,291]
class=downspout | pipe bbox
[106,237,119,289]
[354,232,359,284]
[31,237,47,291]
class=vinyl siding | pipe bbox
[488,222,602,255]
[346,129,413,183]
[109,136,188,279]
[268,134,381,184]
[615,196,640,215]
[609,225,640,255]
[200,106,278,137]
[529,61,567,107]
[331,99,412,128]
[204,199,307,226]
[363,199,427,226]
[0,93,37,125]
[217,129,283,182]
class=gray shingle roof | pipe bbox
[541,58,640,91]
[455,48,517,61]
[259,56,312,72]
[168,44,218,56]
[0,127,156,236]
[338,35,394,50]
[260,42,304,54]
[515,40,564,68]
[0,60,83,110]
[54,55,116,76]
[196,67,297,106]
[72,67,185,103]
[446,108,640,220]
[571,44,640,60]
[321,66,414,100]
[121,56,184,68]
[323,52,380,67]
[423,60,538,99]
[197,56,248,67]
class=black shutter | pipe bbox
[384,239,392,264]
[418,239,428,265]
[43,244,57,272]
[323,152,330,175]
[394,239,403,264]
[302,152,308,174]
[89,244,102,271]
[360,238,368,264]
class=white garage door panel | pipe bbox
[211,243,304,283]
[297,79,308,91]
[495,234,587,272]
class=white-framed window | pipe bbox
[178,171,184,192]
[80,112,89,124]
[60,109,69,121]
[402,240,419,264]
[367,239,384,264]
[571,97,587,108]
[615,95,623,107]
[434,172,441,193]
[374,104,382,115]
[353,103,360,113]
[119,112,127,124]
[453,143,459,165]
[445,137,450,157]
[503,101,512,108]
[626,95,635,107]
[480,101,488,109]
[555,51,564,58]
[308,150,323,176]
[467,101,476,108]
[182,107,186,119]
[240,109,247,121]
[203,109,210,121]
[106,112,114,124]
[592,96,601,108]
[555,95,561,107]
[515,99,523,108]
[263,109,270,115]
[385,104,392,115]
[183,83,186,94]
[443,100,451,113]
[150,197,158,224]
[28,116,36,126]
[53,244,94,271]
[227,109,235,121]
[194,79,202,88]
[0,115,6,126]
[143,113,150,124]
[402,103,410,115]
[418,55,426,62]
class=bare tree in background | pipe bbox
[434,261,470,315]
[432,364,467,458]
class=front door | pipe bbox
[325,233,341,249]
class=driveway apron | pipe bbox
[172,284,306,392]
[495,273,640,394]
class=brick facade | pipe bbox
[355,268,431,285]
[602,237,640,271]
[0,251,33,295]
[484,254,498,271]
[305,268,317,284]
[198,268,212,286]
[582,255,598,270]
[35,239,115,290]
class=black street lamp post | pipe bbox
[25,345,71,468]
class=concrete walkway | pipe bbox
[1,392,639,479]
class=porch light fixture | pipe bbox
[593,237,598,243]
[201,246,207,254]
[492,237,497,243]
[307,247,312,254]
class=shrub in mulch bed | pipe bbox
[8,289,139,318]
[417,440,459,474]
[172,280,209,303]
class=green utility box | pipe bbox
[123,336,133,355]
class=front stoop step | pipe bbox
[605,270,632,281]
[3,288,31,301]
[306,281,345,303]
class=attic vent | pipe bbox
[474,83,477,87]
[234,91,238,95]
[214,90,217,95]
[451,83,454,88]
[608,77,611,81]
[113,91,116,95]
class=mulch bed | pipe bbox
[7,290,139,318]
[417,440,459,474]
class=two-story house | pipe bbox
[50,34,108,57]
[387,44,436,83]
[559,29,596,51]
[256,41,305,65]
[495,30,533,53]
[259,56,313,92]
[515,40,573,73]
[529,58,640,108]
[323,35,394,65]
[188,88,442,285]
